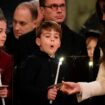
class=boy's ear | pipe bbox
[35,38,40,46]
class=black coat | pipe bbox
[57,23,87,57]
[5,28,38,66]
[13,50,102,105]
[13,49,72,105]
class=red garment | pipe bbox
[0,50,13,98]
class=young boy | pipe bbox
[14,20,69,105]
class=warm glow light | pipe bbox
[59,57,64,62]
[89,61,93,67]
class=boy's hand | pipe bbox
[47,87,58,100]
[0,86,8,98]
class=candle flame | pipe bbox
[59,57,64,62]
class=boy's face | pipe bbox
[0,21,7,47]
[36,29,61,56]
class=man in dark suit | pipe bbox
[39,0,87,57]
[5,1,38,66]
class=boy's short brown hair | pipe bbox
[36,20,62,39]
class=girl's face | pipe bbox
[36,29,61,56]
[86,39,98,59]
[0,21,7,47]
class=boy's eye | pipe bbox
[54,36,59,39]
[45,35,50,38]
[44,34,50,38]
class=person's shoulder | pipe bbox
[18,53,43,72]
[26,54,38,61]
[19,29,36,40]
[0,50,12,57]
[61,23,84,39]
[0,50,13,63]
[22,53,41,66]
[61,23,76,34]
[18,54,37,66]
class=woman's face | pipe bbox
[0,20,7,47]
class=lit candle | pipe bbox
[88,59,93,68]
[50,57,64,104]
[54,57,64,85]
[0,71,6,105]
[88,58,94,81]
